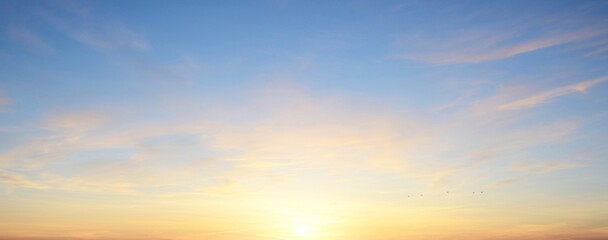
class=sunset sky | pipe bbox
[1,1,608,239]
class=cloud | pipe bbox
[37,173,137,193]
[0,82,434,195]
[2,1,204,85]
[32,2,200,84]
[5,25,54,54]
[395,28,603,64]
[472,76,608,114]
[509,147,602,176]
[37,2,149,52]
[0,79,596,197]
[0,171,45,191]
[0,111,110,169]
[568,37,608,57]
[42,111,108,132]
[585,45,608,57]
[489,178,522,188]
[430,92,476,112]
[202,82,432,177]
[0,135,73,169]
[511,160,583,174]
[69,24,150,52]
[416,119,579,189]
[507,120,578,146]
[497,76,608,111]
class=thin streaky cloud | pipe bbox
[34,3,196,84]
[397,28,603,64]
[0,171,45,190]
[511,160,584,174]
[42,111,108,132]
[584,44,608,57]
[430,90,478,112]
[5,25,54,54]
[569,37,608,57]
[489,178,522,188]
[497,76,608,111]
[36,4,149,52]
[69,24,150,52]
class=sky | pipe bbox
[1,0,608,239]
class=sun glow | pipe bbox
[291,223,317,238]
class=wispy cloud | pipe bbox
[509,147,604,175]
[69,24,150,52]
[471,76,608,114]
[33,2,201,84]
[42,111,108,132]
[497,76,608,111]
[395,28,604,64]
[0,171,45,192]
[0,82,431,195]
[36,2,149,53]
[489,178,522,188]
[0,77,598,198]
[5,24,54,54]
[419,119,579,189]
[568,37,608,57]
[511,160,583,174]
[0,110,109,169]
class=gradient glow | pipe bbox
[1,1,608,240]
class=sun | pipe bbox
[291,223,317,238]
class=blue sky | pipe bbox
[1,1,608,239]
